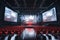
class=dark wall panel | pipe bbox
[0,0,5,27]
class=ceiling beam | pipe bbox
[39,0,46,8]
[40,0,57,13]
[5,1,12,8]
[36,0,47,12]
[48,0,57,8]
[14,0,20,7]
[11,7,47,11]
[23,0,27,8]
[40,1,56,13]
[5,1,16,12]
[33,0,37,9]
[48,2,54,8]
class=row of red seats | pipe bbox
[0,26,60,35]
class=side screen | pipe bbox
[20,15,40,24]
[42,7,57,22]
[4,7,18,22]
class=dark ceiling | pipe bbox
[5,0,58,14]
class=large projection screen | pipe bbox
[4,7,18,22]
[42,7,57,22]
[20,15,40,24]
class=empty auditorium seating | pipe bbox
[0,26,60,40]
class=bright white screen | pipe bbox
[42,7,57,22]
[4,7,18,22]
[20,15,39,24]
